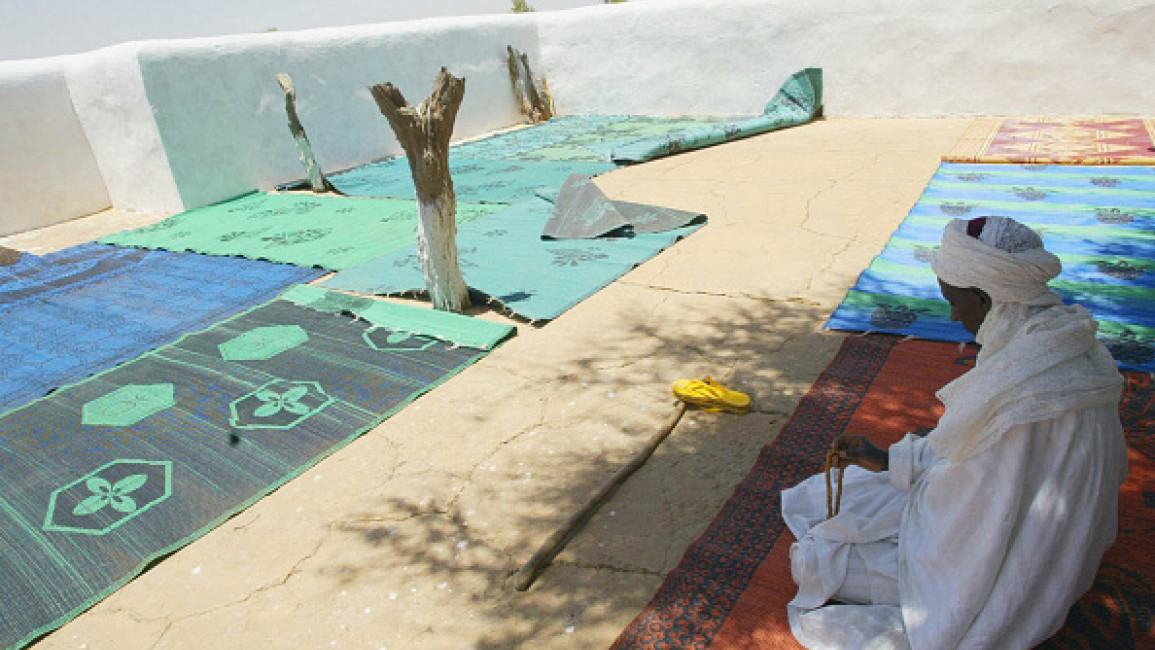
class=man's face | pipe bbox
[938,279,990,336]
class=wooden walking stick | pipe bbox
[511,401,688,591]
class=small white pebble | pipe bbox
[191,566,201,575]
[488,465,495,471]
[438,582,448,590]
[314,474,322,481]
[456,541,468,549]
[565,626,575,634]
[411,587,418,593]
[525,472,532,478]
[340,590,347,596]
[364,608,372,614]
[609,511,616,517]
[607,391,615,398]
[389,592,398,600]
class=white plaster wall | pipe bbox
[136,15,539,210]
[0,59,110,236]
[1,0,1154,234]
[539,0,1155,117]
[0,0,597,62]
[65,44,184,214]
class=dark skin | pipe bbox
[833,278,992,471]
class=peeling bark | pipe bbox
[506,45,554,123]
[369,68,470,313]
[276,73,337,194]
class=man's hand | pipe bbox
[833,434,888,472]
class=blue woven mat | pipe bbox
[825,163,1155,371]
[0,243,322,413]
[320,197,706,321]
[0,287,512,649]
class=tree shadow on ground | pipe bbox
[314,288,945,648]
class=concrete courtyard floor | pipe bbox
[9,117,972,649]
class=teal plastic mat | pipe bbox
[321,197,706,321]
[0,288,512,650]
[327,157,617,204]
[608,68,824,163]
[99,193,503,271]
[825,163,1155,371]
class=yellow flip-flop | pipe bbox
[671,377,751,413]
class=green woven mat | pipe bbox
[99,193,503,271]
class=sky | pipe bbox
[0,0,636,61]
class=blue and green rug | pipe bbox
[0,243,322,413]
[825,163,1155,371]
[0,286,512,649]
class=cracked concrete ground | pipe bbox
[8,117,972,649]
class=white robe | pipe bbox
[782,404,1127,649]
[784,219,1133,648]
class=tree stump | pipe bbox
[369,68,471,313]
[506,46,554,123]
[276,73,337,193]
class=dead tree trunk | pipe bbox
[369,68,471,313]
[506,46,554,123]
[276,73,337,193]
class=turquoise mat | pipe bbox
[825,163,1155,371]
[99,193,503,271]
[0,287,511,649]
[609,68,824,163]
[320,198,707,321]
[327,157,618,204]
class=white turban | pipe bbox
[931,217,1062,305]
[924,216,1122,463]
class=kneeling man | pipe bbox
[782,216,1127,649]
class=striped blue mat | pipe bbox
[825,163,1155,371]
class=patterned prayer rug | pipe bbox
[325,69,823,199]
[327,157,618,204]
[945,117,1155,165]
[99,193,503,271]
[825,163,1155,372]
[0,286,512,650]
[0,243,322,413]
[612,335,1154,649]
[319,197,706,321]
[608,68,823,164]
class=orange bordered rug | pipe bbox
[612,334,1154,649]
[944,117,1155,166]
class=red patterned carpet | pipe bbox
[944,117,1155,165]
[613,335,1154,649]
